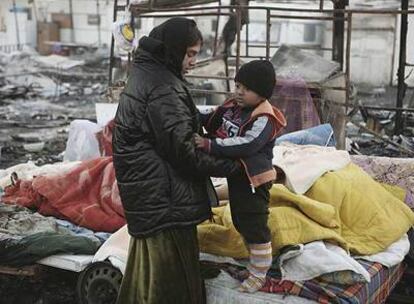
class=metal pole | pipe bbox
[31,0,39,23]
[270,14,342,21]
[266,8,270,60]
[69,0,75,42]
[138,12,232,18]
[248,44,332,51]
[245,12,249,57]
[127,0,132,69]
[109,0,118,86]
[359,105,414,113]
[96,0,102,46]
[235,5,241,72]
[129,4,413,14]
[212,0,221,56]
[12,0,21,50]
[332,1,346,69]
[390,14,398,86]
[128,5,414,15]
[345,12,352,114]
[394,0,409,135]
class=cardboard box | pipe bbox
[37,22,59,55]
[51,13,72,29]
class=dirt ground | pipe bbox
[0,267,79,304]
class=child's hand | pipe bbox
[194,134,205,149]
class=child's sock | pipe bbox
[239,242,272,293]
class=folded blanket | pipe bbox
[273,143,350,194]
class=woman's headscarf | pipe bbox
[138,18,201,78]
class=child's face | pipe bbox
[234,82,265,108]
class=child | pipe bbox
[195,60,286,292]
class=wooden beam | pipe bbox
[0,265,43,277]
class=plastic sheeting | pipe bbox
[271,77,321,135]
[63,120,101,162]
[276,123,336,147]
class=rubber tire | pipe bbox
[77,261,123,304]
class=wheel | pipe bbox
[77,261,123,304]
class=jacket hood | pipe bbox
[136,18,197,79]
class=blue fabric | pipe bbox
[55,219,111,244]
[275,123,336,147]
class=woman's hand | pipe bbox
[194,133,206,149]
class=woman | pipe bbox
[113,18,240,304]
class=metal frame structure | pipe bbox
[109,0,131,86]
[109,0,414,137]
[110,1,350,90]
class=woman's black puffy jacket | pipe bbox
[113,50,239,238]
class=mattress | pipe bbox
[205,259,405,304]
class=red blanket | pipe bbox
[96,119,114,157]
[2,157,125,232]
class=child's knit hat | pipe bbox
[234,60,276,99]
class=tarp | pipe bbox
[270,77,321,135]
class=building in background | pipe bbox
[322,0,414,87]
[0,0,412,87]
[0,0,36,51]
[239,1,327,58]
[0,0,113,53]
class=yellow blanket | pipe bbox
[197,164,414,258]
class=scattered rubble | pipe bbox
[271,44,340,83]
[0,47,109,169]
[345,85,414,157]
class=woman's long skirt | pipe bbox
[116,225,205,304]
